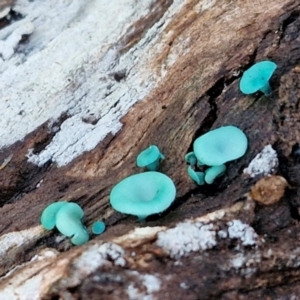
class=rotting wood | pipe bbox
[0,0,300,299]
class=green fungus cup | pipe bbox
[110,171,176,221]
[204,165,226,184]
[40,201,68,230]
[41,201,89,246]
[187,126,247,185]
[193,126,247,167]
[92,221,106,235]
[239,60,277,96]
[55,202,89,246]
[136,145,165,171]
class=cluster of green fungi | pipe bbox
[40,60,277,245]
[41,201,105,245]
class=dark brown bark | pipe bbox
[1,0,300,299]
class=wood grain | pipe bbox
[1,0,300,299]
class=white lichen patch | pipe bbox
[73,242,126,274]
[243,145,278,178]
[156,221,217,258]
[0,0,189,167]
[127,283,146,300]
[227,220,259,246]
[57,242,126,290]
[156,217,260,259]
[142,274,161,294]
[217,229,228,239]
[126,271,161,300]
[229,253,247,269]
[222,251,262,278]
[226,246,300,279]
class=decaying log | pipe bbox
[0,0,300,299]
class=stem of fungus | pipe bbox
[185,152,197,166]
[71,226,89,245]
[204,165,226,184]
[259,81,271,96]
[188,166,205,185]
[147,160,160,171]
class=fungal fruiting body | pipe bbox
[186,126,247,184]
[204,164,227,184]
[55,203,89,245]
[239,61,277,96]
[185,152,198,166]
[193,126,247,166]
[92,221,106,235]
[110,171,176,221]
[40,201,68,230]
[41,201,89,245]
[136,145,165,171]
[188,165,204,185]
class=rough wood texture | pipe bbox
[1,0,300,299]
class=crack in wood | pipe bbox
[32,113,69,156]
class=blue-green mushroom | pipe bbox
[41,201,89,246]
[40,201,68,230]
[110,171,176,221]
[136,145,165,171]
[187,126,247,184]
[193,126,247,166]
[92,221,106,235]
[239,61,277,96]
[204,165,226,184]
[55,203,89,245]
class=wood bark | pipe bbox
[0,0,300,299]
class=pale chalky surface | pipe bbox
[1,0,300,299]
